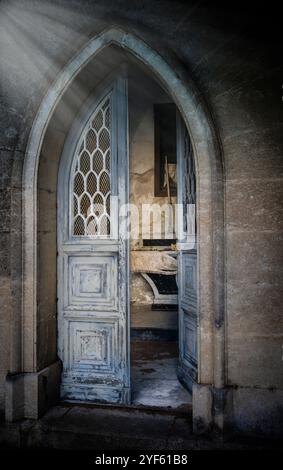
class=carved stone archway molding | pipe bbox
[6,28,225,431]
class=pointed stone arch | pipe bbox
[18,27,224,424]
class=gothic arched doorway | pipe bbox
[19,28,224,422]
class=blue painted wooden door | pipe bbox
[57,74,130,404]
[177,115,198,392]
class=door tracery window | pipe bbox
[72,94,112,237]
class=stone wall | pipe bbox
[0,0,282,437]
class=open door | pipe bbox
[176,114,198,391]
[57,73,130,404]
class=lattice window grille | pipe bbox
[183,132,196,234]
[185,135,196,206]
[72,94,112,237]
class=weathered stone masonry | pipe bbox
[0,0,282,439]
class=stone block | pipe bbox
[231,387,283,439]
[227,335,283,389]
[192,383,212,434]
[226,178,283,232]
[5,360,61,421]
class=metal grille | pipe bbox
[183,132,196,233]
[185,135,196,205]
[72,94,112,236]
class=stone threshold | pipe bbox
[59,400,192,417]
[0,404,282,451]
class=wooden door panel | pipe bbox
[180,252,197,313]
[177,114,198,393]
[183,314,197,365]
[64,317,120,374]
[65,254,118,310]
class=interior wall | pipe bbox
[129,70,176,247]
[128,69,177,306]
[37,102,85,370]
[37,125,64,370]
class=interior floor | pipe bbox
[131,306,192,410]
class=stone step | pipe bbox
[4,405,194,451]
[1,404,281,450]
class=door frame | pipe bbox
[18,28,225,425]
